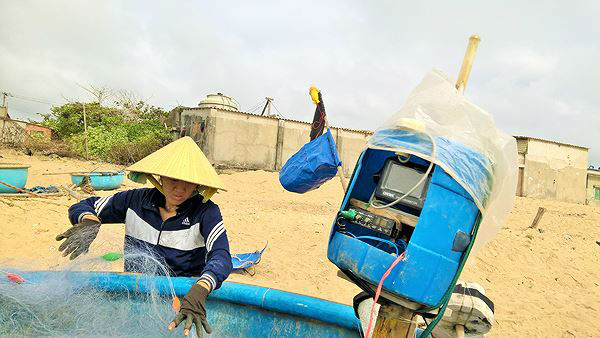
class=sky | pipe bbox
[1,1,598,164]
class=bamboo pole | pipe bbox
[43,171,92,176]
[83,102,89,160]
[323,116,348,192]
[455,35,481,94]
[0,179,47,198]
[60,185,86,201]
[529,207,546,229]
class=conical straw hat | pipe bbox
[126,136,225,191]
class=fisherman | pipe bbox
[56,136,232,337]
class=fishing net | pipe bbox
[0,250,210,337]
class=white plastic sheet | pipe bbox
[368,70,517,253]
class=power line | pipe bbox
[1,90,60,106]
[270,101,285,118]
[11,94,57,105]
[247,99,267,113]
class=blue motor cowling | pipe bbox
[327,147,480,310]
[329,71,516,312]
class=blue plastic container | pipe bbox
[16,271,361,338]
[71,171,125,191]
[328,148,480,309]
[0,163,30,193]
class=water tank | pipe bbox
[198,93,239,111]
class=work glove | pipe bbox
[55,217,101,260]
[168,283,212,337]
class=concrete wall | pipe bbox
[176,107,371,175]
[520,138,588,204]
[171,112,594,203]
[332,128,369,176]
[278,120,311,170]
[212,110,280,170]
[180,108,214,161]
[587,170,600,206]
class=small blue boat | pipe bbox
[71,171,125,191]
[0,163,30,193]
[13,271,361,338]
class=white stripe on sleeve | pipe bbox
[95,196,112,215]
[207,226,225,252]
[200,273,216,291]
[205,221,224,250]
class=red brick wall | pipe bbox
[25,123,53,141]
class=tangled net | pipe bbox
[0,250,201,337]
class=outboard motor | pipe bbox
[326,71,517,337]
[328,133,483,310]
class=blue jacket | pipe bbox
[68,188,232,291]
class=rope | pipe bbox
[365,250,407,338]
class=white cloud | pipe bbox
[0,0,598,164]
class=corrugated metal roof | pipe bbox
[513,135,589,150]
[180,108,591,146]
[180,106,373,135]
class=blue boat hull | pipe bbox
[17,271,361,338]
[71,171,125,191]
[0,166,29,193]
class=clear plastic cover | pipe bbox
[368,70,517,253]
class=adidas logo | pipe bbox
[182,217,190,225]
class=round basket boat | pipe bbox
[70,171,125,191]
[13,271,361,338]
[0,163,30,193]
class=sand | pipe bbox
[1,147,599,337]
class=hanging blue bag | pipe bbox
[279,129,342,193]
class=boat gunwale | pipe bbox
[17,271,361,333]
[0,163,31,169]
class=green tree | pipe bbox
[115,99,169,123]
[40,102,125,139]
[40,99,171,164]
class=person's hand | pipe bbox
[55,215,101,260]
[168,282,212,337]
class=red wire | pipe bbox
[365,251,406,338]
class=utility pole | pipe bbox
[83,102,89,159]
[0,92,12,119]
[261,97,274,116]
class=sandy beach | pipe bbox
[1,147,599,338]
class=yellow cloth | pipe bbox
[126,136,225,202]
[309,85,320,104]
